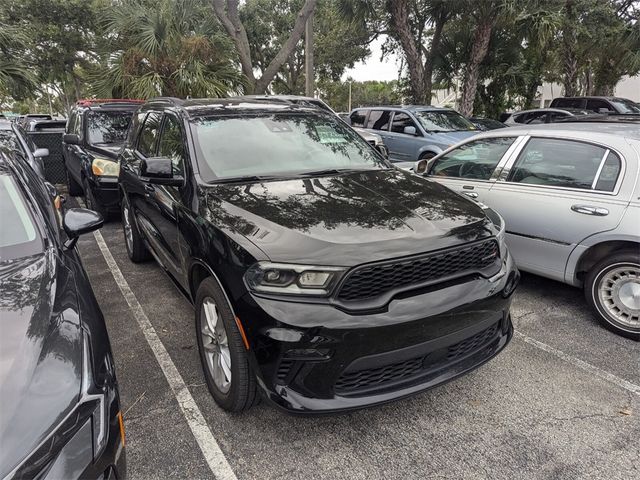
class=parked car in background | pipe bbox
[246,95,389,158]
[24,119,67,132]
[63,99,143,217]
[0,119,49,177]
[503,108,593,125]
[468,117,508,130]
[415,123,640,339]
[349,105,478,166]
[0,147,126,479]
[18,114,52,128]
[118,97,518,413]
[550,96,640,114]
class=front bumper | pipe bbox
[88,175,120,210]
[235,252,519,414]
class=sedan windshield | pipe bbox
[0,172,42,261]
[86,111,132,146]
[191,113,387,182]
[415,110,476,132]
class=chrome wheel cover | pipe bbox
[200,298,232,393]
[123,205,133,252]
[597,264,640,329]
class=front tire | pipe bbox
[585,251,640,340]
[121,196,151,263]
[83,177,108,219]
[195,277,257,412]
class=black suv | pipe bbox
[1,147,125,479]
[118,97,519,414]
[63,99,143,217]
[550,96,640,114]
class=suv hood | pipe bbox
[204,169,493,265]
[0,252,82,478]
[86,143,122,159]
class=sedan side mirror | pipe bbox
[33,148,49,158]
[597,108,610,114]
[141,156,184,187]
[403,125,417,136]
[413,159,428,175]
[63,133,80,145]
[63,208,104,250]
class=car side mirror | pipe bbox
[140,156,184,186]
[63,133,80,145]
[403,125,417,136]
[63,208,103,250]
[597,108,609,114]
[33,148,49,158]
[413,159,428,175]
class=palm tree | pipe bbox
[0,23,37,98]
[92,0,244,99]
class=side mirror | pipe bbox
[598,108,610,114]
[63,208,103,249]
[413,159,428,175]
[33,148,49,158]
[141,157,184,186]
[403,125,417,136]
[63,133,80,145]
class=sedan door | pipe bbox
[427,136,524,202]
[485,136,628,281]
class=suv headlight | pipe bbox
[245,262,346,296]
[92,158,120,177]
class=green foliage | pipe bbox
[318,79,402,111]
[0,23,37,100]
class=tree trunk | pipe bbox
[561,0,579,96]
[390,0,425,103]
[423,11,447,104]
[459,17,494,117]
[212,0,317,94]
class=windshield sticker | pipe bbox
[315,125,347,144]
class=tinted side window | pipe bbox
[553,98,585,109]
[548,112,569,122]
[586,99,614,112]
[73,111,83,136]
[137,112,162,157]
[158,115,185,175]
[366,110,391,130]
[350,110,367,128]
[66,111,76,134]
[391,112,417,134]
[509,138,607,190]
[526,112,547,124]
[513,113,528,124]
[594,151,621,192]
[430,137,515,180]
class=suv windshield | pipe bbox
[609,98,640,114]
[191,113,386,181]
[414,110,476,132]
[0,172,42,261]
[86,111,132,145]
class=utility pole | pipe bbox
[305,11,314,97]
[348,81,352,111]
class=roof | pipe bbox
[74,99,144,111]
[353,105,449,112]
[145,97,322,117]
[478,122,640,141]
[509,108,591,116]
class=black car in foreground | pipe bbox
[63,99,143,217]
[118,97,519,414]
[0,148,125,478]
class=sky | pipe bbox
[342,36,401,82]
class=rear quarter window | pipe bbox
[349,110,367,128]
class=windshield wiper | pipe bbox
[209,174,292,184]
[298,167,380,177]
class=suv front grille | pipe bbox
[336,239,500,302]
[334,322,500,395]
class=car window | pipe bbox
[366,110,391,131]
[513,113,528,124]
[509,138,609,190]
[66,111,76,134]
[586,99,614,112]
[158,115,185,175]
[0,173,43,261]
[391,112,418,134]
[15,125,36,152]
[349,110,367,128]
[86,111,132,146]
[526,112,547,124]
[548,112,569,122]
[137,112,162,157]
[0,130,23,154]
[73,111,83,136]
[414,110,476,132]
[430,137,515,180]
[594,151,622,192]
[553,98,585,109]
[608,98,640,114]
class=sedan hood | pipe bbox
[0,252,82,478]
[203,169,493,265]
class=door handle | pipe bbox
[571,205,609,216]
[463,191,478,198]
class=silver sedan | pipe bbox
[415,122,640,339]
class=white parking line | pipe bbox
[92,229,238,480]
[514,331,640,396]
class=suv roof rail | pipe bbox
[76,98,145,107]
[147,97,185,106]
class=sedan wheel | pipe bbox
[200,298,232,394]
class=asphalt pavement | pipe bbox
[75,214,640,480]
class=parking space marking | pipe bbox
[92,229,238,480]
[514,331,640,396]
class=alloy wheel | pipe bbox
[200,298,232,393]
[597,264,640,330]
[122,205,133,252]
